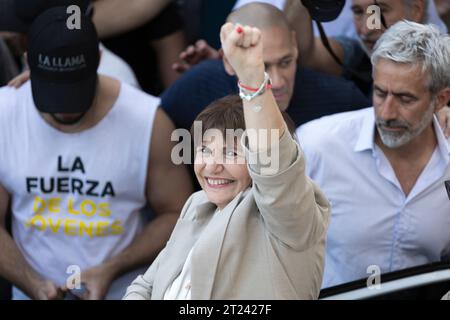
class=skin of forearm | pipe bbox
[93,0,171,38]
[0,227,44,299]
[151,30,188,88]
[239,72,286,152]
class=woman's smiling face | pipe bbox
[194,132,251,210]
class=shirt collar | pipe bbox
[353,108,450,165]
[432,115,450,165]
[354,108,376,153]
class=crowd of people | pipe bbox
[0,0,449,300]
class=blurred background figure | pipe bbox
[237,0,447,37]
[1,0,189,95]
[162,3,371,133]
[0,0,140,88]
[99,0,188,95]
[283,0,446,97]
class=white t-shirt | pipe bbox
[0,81,159,299]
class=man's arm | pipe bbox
[79,109,193,299]
[110,108,193,272]
[92,0,171,38]
[151,30,187,88]
[0,184,62,299]
[284,0,345,76]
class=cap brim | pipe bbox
[0,0,29,32]
[30,73,98,114]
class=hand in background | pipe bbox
[172,39,222,74]
[31,279,64,300]
[62,263,116,300]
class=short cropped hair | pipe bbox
[226,2,291,32]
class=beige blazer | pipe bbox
[124,133,330,300]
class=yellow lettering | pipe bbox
[32,196,46,214]
[68,197,80,215]
[95,221,109,237]
[48,218,62,233]
[110,220,124,235]
[81,200,96,217]
[79,220,93,237]
[30,215,46,231]
[48,198,61,213]
[64,219,77,236]
[98,203,111,217]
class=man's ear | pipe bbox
[434,87,450,112]
[291,30,299,61]
[222,54,236,76]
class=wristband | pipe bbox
[238,72,272,102]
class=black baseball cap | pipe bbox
[27,6,100,114]
[301,0,346,22]
[0,0,91,33]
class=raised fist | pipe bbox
[220,22,265,87]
